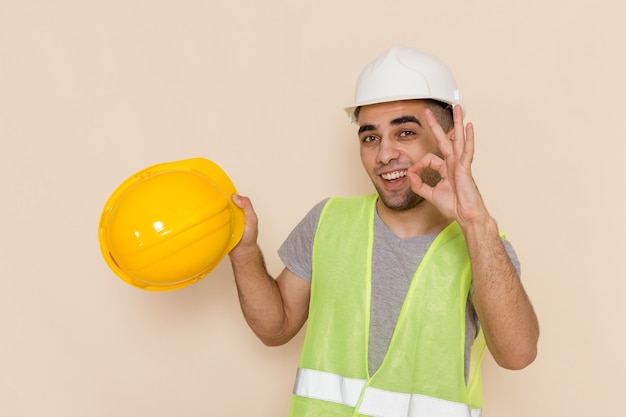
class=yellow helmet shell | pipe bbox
[98,158,244,291]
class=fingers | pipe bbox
[231,193,259,241]
[408,153,446,177]
[423,104,468,158]
[232,193,249,209]
[463,122,475,166]
[407,153,447,201]
[423,108,453,157]
[232,194,258,223]
[424,105,477,172]
[451,104,466,155]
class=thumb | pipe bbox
[231,193,248,209]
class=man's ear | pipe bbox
[446,128,455,140]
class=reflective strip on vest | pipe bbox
[294,368,365,407]
[294,368,482,417]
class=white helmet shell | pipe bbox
[345,46,463,122]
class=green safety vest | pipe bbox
[289,194,486,417]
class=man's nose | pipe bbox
[377,138,400,165]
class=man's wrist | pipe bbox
[458,213,499,237]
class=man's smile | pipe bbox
[380,170,408,181]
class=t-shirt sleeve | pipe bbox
[468,237,522,339]
[501,238,522,277]
[277,198,329,282]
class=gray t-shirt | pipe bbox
[278,198,521,379]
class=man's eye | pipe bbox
[362,135,379,143]
[399,130,415,137]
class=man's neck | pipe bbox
[375,198,451,238]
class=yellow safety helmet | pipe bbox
[98,158,244,291]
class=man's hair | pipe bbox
[353,99,454,132]
[424,99,454,133]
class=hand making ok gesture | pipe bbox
[407,104,491,227]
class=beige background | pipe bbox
[1,0,623,415]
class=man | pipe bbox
[228,46,539,417]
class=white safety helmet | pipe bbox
[345,46,463,122]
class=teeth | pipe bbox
[381,170,407,180]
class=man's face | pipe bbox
[357,100,443,211]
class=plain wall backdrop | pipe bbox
[1,0,624,415]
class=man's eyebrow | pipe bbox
[358,115,422,134]
[391,115,422,127]
[358,124,376,134]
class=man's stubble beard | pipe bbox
[375,167,442,212]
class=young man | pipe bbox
[228,46,539,417]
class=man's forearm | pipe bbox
[461,216,539,369]
[229,243,289,345]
